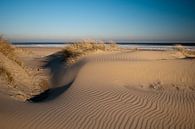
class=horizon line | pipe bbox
[11,41,195,44]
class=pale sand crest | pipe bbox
[0,48,195,129]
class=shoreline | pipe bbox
[14,44,195,51]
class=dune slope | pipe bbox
[0,39,48,101]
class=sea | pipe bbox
[11,42,195,50]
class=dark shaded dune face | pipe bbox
[0,51,195,129]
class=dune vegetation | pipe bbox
[0,37,23,66]
[0,37,18,84]
[61,40,120,64]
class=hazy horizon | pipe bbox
[1,0,195,42]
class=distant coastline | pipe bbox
[11,42,195,50]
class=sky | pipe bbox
[0,0,195,42]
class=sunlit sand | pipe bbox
[1,40,195,129]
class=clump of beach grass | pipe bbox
[0,37,23,66]
[0,37,14,56]
[174,44,195,58]
[61,40,120,64]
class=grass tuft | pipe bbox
[0,37,15,56]
[0,37,23,66]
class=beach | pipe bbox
[0,45,195,129]
[1,0,195,128]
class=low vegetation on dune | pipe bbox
[174,44,195,58]
[61,40,120,64]
[0,37,14,55]
[0,37,23,66]
[0,37,17,84]
[0,37,48,101]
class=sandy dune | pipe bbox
[0,42,49,101]
[0,48,195,129]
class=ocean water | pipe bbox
[12,42,195,50]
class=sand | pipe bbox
[0,48,195,129]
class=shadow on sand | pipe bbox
[43,52,67,87]
[28,52,71,103]
[28,80,73,103]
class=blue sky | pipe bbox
[0,0,195,42]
